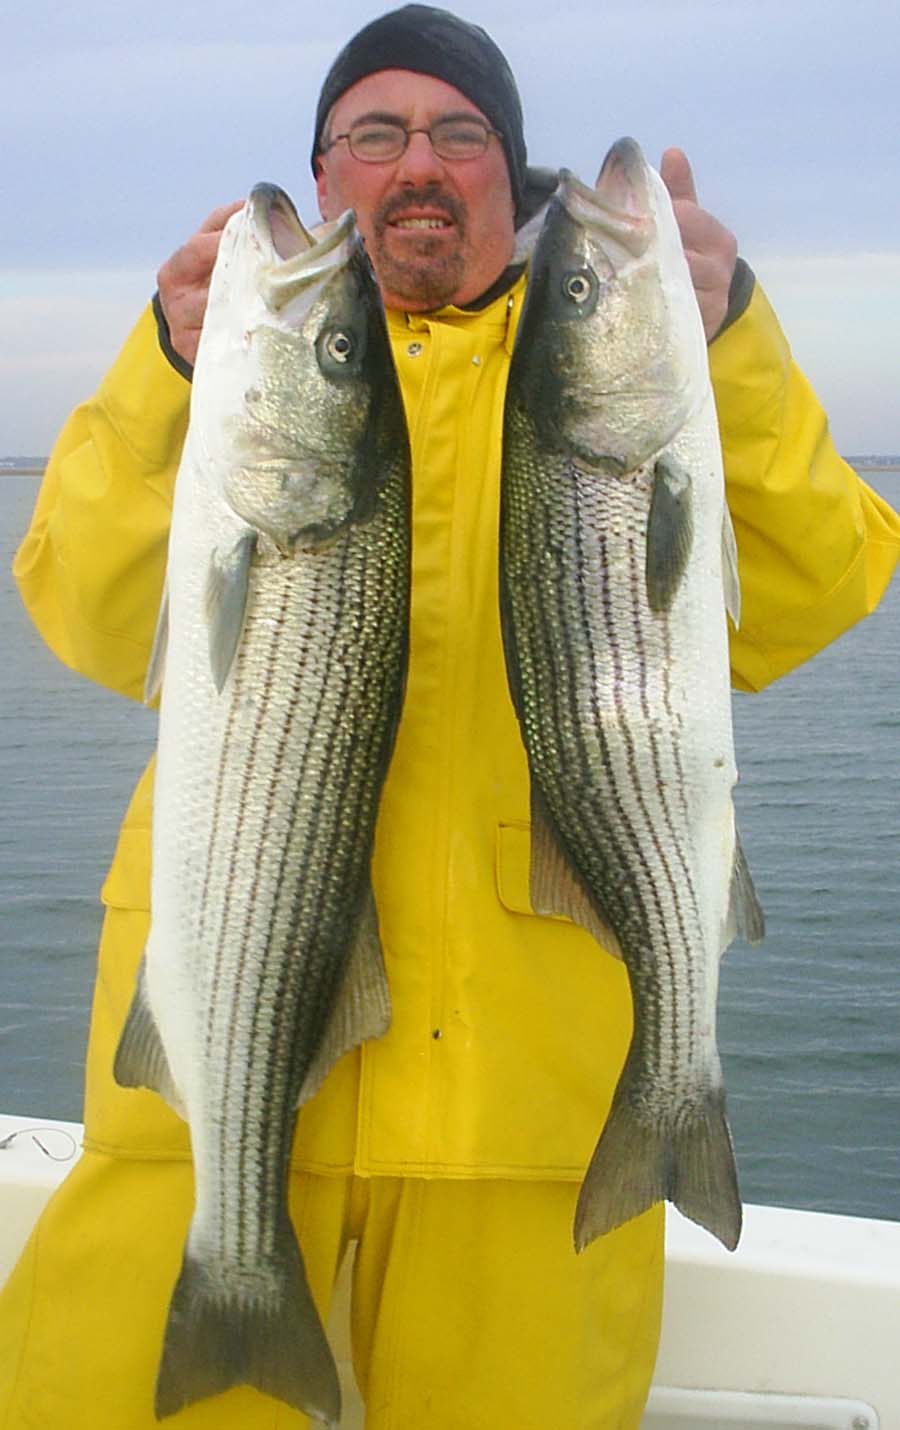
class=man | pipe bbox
[3,6,899,1429]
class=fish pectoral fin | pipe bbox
[725,831,765,948]
[645,457,694,613]
[529,787,624,960]
[113,959,185,1116]
[297,883,392,1107]
[721,503,741,628]
[205,530,258,693]
[144,581,170,704]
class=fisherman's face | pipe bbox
[315,69,517,311]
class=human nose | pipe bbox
[394,129,446,185]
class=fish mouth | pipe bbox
[249,182,314,258]
[559,139,656,259]
[247,184,362,311]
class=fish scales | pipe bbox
[500,139,762,1258]
[113,186,410,1426]
[194,518,406,1273]
[504,444,706,1092]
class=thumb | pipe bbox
[660,147,698,204]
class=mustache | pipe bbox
[375,186,466,230]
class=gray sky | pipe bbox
[3,0,899,453]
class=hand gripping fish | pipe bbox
[114,186,410,1424]
[500,138,763,1254]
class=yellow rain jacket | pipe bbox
[11,275,900,1182]
[5,270,900,1430]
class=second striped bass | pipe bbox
[113,185,410,1424]
[500,139,763,1254]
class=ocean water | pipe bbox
[1,469,897,1221]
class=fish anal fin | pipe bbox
[646,457,694,613]
[155,1219,340,1426]
[721,503,741,628]
[297,883,391,1107]
[144,582,170,704]
[205,530,258,693]
[574,1079,742,1254]
[113,959,184,1117]
[530,787,623,960]
[726,831,765,948]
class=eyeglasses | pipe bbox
[322,115,501,164]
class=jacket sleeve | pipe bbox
[12,304,190,703]
[709,281,900,692]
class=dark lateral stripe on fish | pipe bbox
[215,574,294,1263]
[623,530,702,1061]
[198,568,290,1053]
[257,544,369,1225]
[532,494,585,783]
[191,567,291,1259]
[198,507,406,1271]
[513,494,648,925]
[509,471,706,1090]
[266,513,406,1065]
[230,598,340,1263]
[583,514,693,1079]
[193,557,338,1262]
[615,527,703,1085]
[239,564,368,1254]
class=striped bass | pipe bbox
[113,184,410,1424]
[500,138,763,1254]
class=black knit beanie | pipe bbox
[311,5,527,218]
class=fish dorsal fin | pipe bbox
[144,581,170,704]
[722,830,765,951]
[297,883,392,1107]
[529,786,624,960]
[205,530,258,693]
[721,503,741,628]
[113,958,185,1117]
[646,457,694,613]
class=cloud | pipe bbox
[0,270,155,453]
[753,252,900,453]
[5,0,900,269]
[2,0,899,453]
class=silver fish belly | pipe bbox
[500,139,763,1255]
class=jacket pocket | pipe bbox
[495,820,571,923]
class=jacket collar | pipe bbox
[386,270,526,356]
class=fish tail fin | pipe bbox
[573,1092,670,1253]
[670,1087,743,1251]
[154,1220,340,1426]
[574,1082,741,1254]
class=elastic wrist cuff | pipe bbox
[152,291,194,382]
[711,257,755,342]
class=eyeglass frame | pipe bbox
[320,113,503,164]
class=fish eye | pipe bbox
[562,270,595,304]
[325,330,354,363]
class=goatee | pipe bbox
[372,186,467,309]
